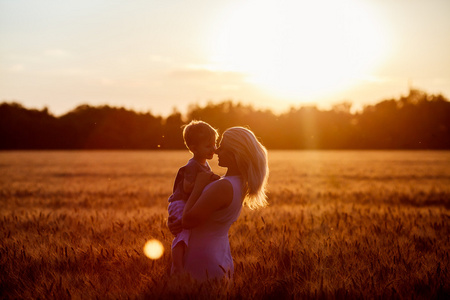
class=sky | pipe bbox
[1,0,450,117]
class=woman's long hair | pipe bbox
[222,127,269,209]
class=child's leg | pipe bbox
[171,242,186,274]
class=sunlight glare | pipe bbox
[143,239,164,260]
[211,0,389,100]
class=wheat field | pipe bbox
[0,150,449,299]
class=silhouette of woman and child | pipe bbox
[167,120,269,281]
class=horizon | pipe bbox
[1,0,449,117]
[3,87,447,118]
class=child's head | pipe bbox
[182,121,218,159]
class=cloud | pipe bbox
[150,55,172,64]
[44,49,71,58]
[8,64,25,72]
[100,78,115,86]
[168,66,247,82]
[166,66,252,94]
[430,77,450,85]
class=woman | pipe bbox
[168,126,269,281]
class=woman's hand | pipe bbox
[167,215,182,236]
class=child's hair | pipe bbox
[182,120,219,151]
[222,127,269,210]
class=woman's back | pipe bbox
[183,176,243,281]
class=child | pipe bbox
[168,120,220,274]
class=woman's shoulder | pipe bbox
[221,176,242,189]
[209,177,233,192]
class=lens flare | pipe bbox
[143,239,164,260]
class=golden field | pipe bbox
[0,150,449,299]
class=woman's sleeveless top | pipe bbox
[183,176,243,281]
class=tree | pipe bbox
[1,88,449,149]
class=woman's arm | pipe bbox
[183,178,195,194]
[182,174,233,229]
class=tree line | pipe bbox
[1,89,449,150]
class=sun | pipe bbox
[143,239,164,260]
[210,0,389,101]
